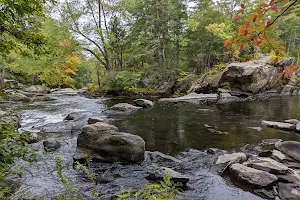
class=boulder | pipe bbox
[275,141,300,162]
[88,117,104,124]
[277,174,300,184]
[247,158,289,174]
[146,167,189,186]
[28,132,43,144]
[110,103,142,112]
[43,139,61,152]
[77,122,145,163]
[284,119,300,125]
[159,93,218,104]
[272,150,293,163]
[278,183,300,200]
[24,85,49,94]
[133,99,154,108]
[146,151,183,163]
[2,90,30,102]
[261,120,296,131]
[296,122,300,132]
[215,152,247,173]
[229,163,278,187]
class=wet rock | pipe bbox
[28,132,43,144]
[207,148,220,155]
[43,139,61,152]
[277,174,300,184]
[275,141,300,162]
[261,120,296,131]
[296,123,300,132]
[248,127,263,132]
[73,149,89,164]
[147,151,183,163]
[262,139,282,145]
[229,163,278,187]
[88,117,104,124]
[77,122,145,163]
[133,99,154,108]
[272,150,294,163]
[51,88,78,96]
[284,119,300,125]
[207,128,228,135]
[241,144,262,155]
[254,189,275,199]
[146,167,189,186]
[159,93,218,104]
[216,152,247,173]
[278,182,300,200]
[24,85,49,94]
[281,85,294,96]
[110,103,142,112]
[64,112,80,120]
[217,92,240,103]
[2,90,30,102]
[247,158,289,174]
[96,170,116,184]
[285,162,300,169]
[30,96,56,102]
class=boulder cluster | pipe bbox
[215,140,300,200]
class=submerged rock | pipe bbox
[275,141,300,162]
[133,99,154,108]
[43,139,61,152]
[215,152,247,173]
[88,117,104,124]
[110,103,142,111]
[284,119,300,125]
[207,128,228,135]
[261,120,296,131]
[146,167,189,186]
[229,163,278,187]
[77,122,145,163]
[28,132,43,144]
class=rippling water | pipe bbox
[7,94,300,199]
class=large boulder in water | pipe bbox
[229,163,278,187]
[24,85,49,94]
[275,141,300,162]
[76,122,145,163]
[215,152,247,173]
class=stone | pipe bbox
[207,128,228,135]
[133,99,154,108]
[215,152,247,173]
[261,139,282,145]
[285,162,300,169]
[28,132,43,144]
[147,151,182,163]
[24,85,49,94]
[281,85,294,96]
[3,90,30,102]
[296,122,300,132]
[261,120,296,131]
[258,150,273,157]
[146,167,189,186]
[247,158,289,174]
[88,117,104,124]
[284,119,300,125]
[159,93,218,104]
[207,148,220,155]
[277,174,300,184]
[229,163,278,187]
[96,170,116,184]
[43,139,61,152]
[272,150,294,163]
[73,149,89,164]
[275,141,300,162]
[254,189,275,199]
[110,103,142,112]
[278,182,300,200]
[77,122,145,163]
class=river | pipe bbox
[7,93,300,199]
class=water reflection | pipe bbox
[108,96,300,155]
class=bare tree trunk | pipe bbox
[96,65,101,88]
[119,46,123,71]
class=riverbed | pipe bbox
[7,93,300,199]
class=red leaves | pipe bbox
[267,18,271,26]
[272,7,278,12]
[260,3,269,8]
[241,4,245,9]
[269,0,275,6]
[244,30,248,36]
[253,16,257,22]
[233,15,240,21]
[224,38,232,49]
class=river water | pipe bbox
[7,94,300,199]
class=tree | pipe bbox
[0,0,49,86]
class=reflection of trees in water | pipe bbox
[111,96,300,155]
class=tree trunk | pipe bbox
[0,56,4,87]
[96,65,101,88]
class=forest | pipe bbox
[2,0,300,200]
[1,0,299,96]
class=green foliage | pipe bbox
[117,174,179,200]
[0,123,38,179]
[203,63,228,78]
[108,71,142,93]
